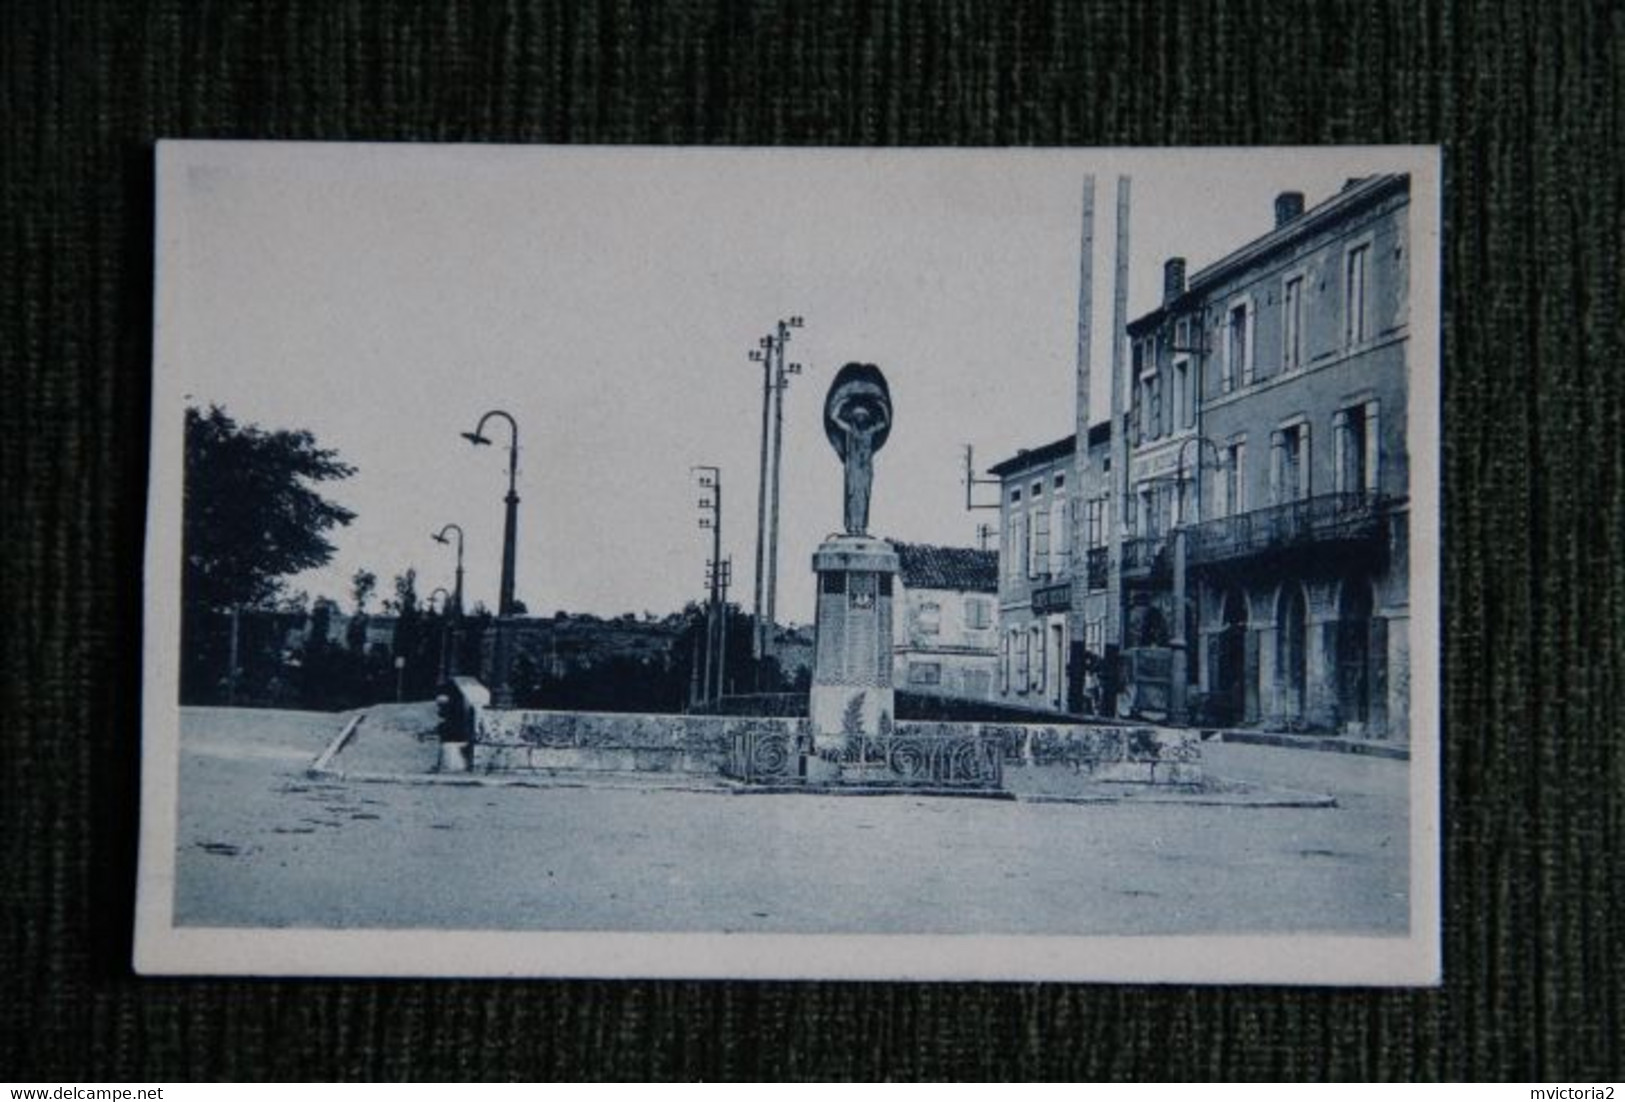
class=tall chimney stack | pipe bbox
[1274,191,1305,227]
[1162,257,1186,305]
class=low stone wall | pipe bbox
[445,680,1199,785]
[977,722,1202,784]
[473,708,809,775]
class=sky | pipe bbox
[157,143,1426,624]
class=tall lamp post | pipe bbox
[463,410,521,707]
[1170,434,1225,725]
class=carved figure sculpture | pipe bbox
[823,363,893,536]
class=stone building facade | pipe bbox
[986,422,1112,713]
[1121,174,1412,738]
[890,542,1000,701]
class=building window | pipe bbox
[1226,301,1251,389]
[1346,243,1369,346]
[1220,439,1247,516]
[1086,498,1105,547]
[908,661,941,686]
[1148,373,1162,439]
[1016,630,1030,693]
[1050,496,1069,573]
[965,597,991,630]
[1000,632,1012,693]
[1030,625,1045,695]
[1173,357,1189,429]
[916,600,941,636]
[1027,507,1053,581]
[1283,275,1304,371]
[1335,400,1380,494]
[1007,511,1025,580]
[1272,421,1311,504]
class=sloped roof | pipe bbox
[985,433,1075,477]
[891,542,999,594]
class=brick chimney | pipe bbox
[1163,257,1187,305]
[1274,191,1305,227]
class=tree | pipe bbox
[181,406,356,705]
[184,405,356,613]
[350,569,377,615]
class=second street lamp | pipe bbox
[431,523,466,616]
[431,525,465,680]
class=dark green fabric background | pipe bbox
[3,0,1621,1082]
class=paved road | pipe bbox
[173,707,1411,936]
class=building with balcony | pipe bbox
[1121,174,1412,738]
[987,421,1113,713]
[890,542,1000,701]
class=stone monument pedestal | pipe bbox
[808,534,899,753]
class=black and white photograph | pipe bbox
[136,142,1440,983]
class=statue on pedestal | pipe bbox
[808,363,899,755]
[823,363,892,536]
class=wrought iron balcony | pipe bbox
[1032,581,1072,614]
[1186,491,1385,566]
[1120,536,1168,580]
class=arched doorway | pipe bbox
[1216,589,1248,724]
[1336,578,1374,729]
[1277,585,1307,722]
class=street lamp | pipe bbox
[1169,434,1226,726]
[461,411,520,617]
[431,523,465,616]
[463,409,521,707]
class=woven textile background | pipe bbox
[2,0,1621,1081]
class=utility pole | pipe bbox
[761,316,804,677]
[1070,175,1096,717]
[694,466,722,704]
[1107,176,1132,712]
[749,336,773,674]
[962,444,1002,513]
[713,557,733,701]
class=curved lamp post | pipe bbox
[462,411,520,616]
[463,410,521,707]
[431,523,466,616]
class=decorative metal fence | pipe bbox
[1187,492,1384,564]
[725,726,802,783]
[724,726,1004,789]
[1120,536,1167,578]
[817,730,1004,789]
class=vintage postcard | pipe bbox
[137,142,1441,983]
